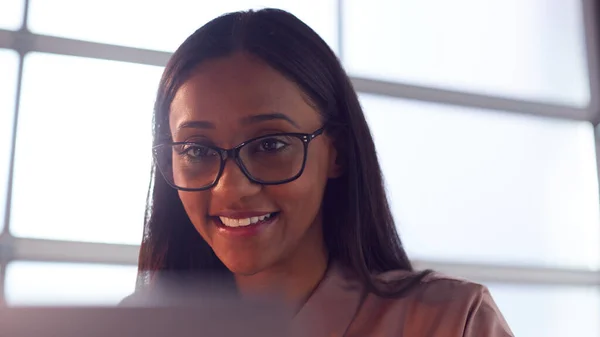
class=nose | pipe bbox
[211,158,261,199]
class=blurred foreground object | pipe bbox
[0,303,291,337]
[1,271,295,336]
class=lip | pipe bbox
[211,211,277,219]
[211,212,279,237]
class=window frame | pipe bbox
[0,0,598,310]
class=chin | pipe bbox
[220,257,269,276]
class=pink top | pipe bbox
[291,263,514,337]
[122,262,514,336]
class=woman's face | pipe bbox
[169,52,338,275]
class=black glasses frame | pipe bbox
[153,127,325,191]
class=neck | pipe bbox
[234,223,328,310]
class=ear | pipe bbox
[327,145,343,179]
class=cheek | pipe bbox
[268,149,329,222]
[177,191,210,231]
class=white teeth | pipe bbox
[219,213,274,227]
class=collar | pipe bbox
[290,262,366,337]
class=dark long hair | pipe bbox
[138,9,416,295]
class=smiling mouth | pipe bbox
[216,212,280,228]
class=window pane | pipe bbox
[28,0,338,53]
[344,0,589,107]
[10,53,162,244]
[0,0,24,30]
[0,49,19,233]
[5,261,137,306]
[361,94,600,269]
[487,284,600,337]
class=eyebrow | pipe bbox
[177,120,216,131]
[176,112,300,132]
[241,113,300,129]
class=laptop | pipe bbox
[1,272,306,336]
[0,303,291,337]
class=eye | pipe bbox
[181,144,217,159]
[257,138,288,152]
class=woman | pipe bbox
[127,8,513,337]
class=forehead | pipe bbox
[169,52,319,131]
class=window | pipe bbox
[27,0,338,53]
[0,49,19,232]
[5,261,137,306]
[360,93,600,269]
[9,53,163,244]
[344,0,589,107]
[1,2,599,335]
[0,0,24,30]
[488,283,600,337]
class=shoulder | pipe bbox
[360,269,514,336]
[376,269,489,302]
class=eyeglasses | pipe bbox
[153,127,325,191]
